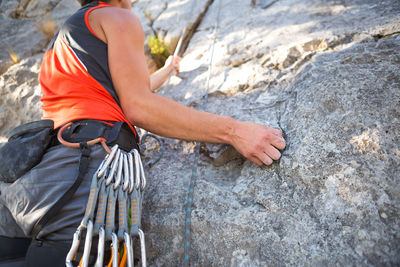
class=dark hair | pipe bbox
[79,0,109,6]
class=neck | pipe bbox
[104,0,122,8]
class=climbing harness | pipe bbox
[29,120,138,238]
[182,0,223,265]
[23,119,147,267]
[57,122,111,154]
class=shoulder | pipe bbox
[96,7,144,36]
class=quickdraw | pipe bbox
[65,144,148,267]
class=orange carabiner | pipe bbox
[108,246,122,267]
[119,244,127,267]
[107,247,113,267]
[58,122,111,154]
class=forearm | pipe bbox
[103,9,285,166]
[150,66,172,92]
[125,92,236,144]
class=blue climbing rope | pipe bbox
[182,0,223,265]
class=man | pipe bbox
[0,0,285,265]
[81,0,285,165]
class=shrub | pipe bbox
[147,35,170,68]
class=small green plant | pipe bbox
[147,35,170,68]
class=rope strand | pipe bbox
[182,0,223,265]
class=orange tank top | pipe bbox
[40,1,137,137]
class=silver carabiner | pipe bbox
[98,144,119,178]
[138,229,147,267]
[94,227,106,267]
[122,153,130,191]
[128,152,135,193]
[65,228,81,267]
[80,220,94,267]
[139,156,146,191]
[113,152,124,190]
[133,149,146,190]
[111,232,119,267]
[106,149,121,186]
[132,149,141,190]
[124,232,134,267]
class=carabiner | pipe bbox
[139,159,146,191]
[119,243,128,267]
[124,232,134,267]
[98,144,119,178]
[106,149,121,186]
[94,227,106,267]
[112,233,119,267]
[114,152,124,190]
[133,149,146,190]
[57,122,111,154]
[80,220,94,267]
[138,229,147,267]
[140,133,164,169]
[122,153,130,192]
[65,228,81,267]
[128,152,135,193]
[132,149,141,190]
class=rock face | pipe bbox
[1,0,399,266]
[0,0,80,140]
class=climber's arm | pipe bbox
[149,56,181,92]
[102,9,285,166]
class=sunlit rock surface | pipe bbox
[0,0,79,137]
[0,0,399,265]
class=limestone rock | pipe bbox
[0,54,43,138]
[0,0,399,266]
[0,13,47,74]
[145,0,400,265]
[0,0,79,141]
[20,0,59,18]
[0,0,80,75]
[133,0,215,49]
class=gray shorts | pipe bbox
[0,144,107,241]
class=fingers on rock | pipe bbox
[259,153,273,166]
[250,156,264,166]
[273,136,286,150]
[266,146,281,160]
[273,128,283,137]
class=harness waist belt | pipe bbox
[59,120,139,152]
